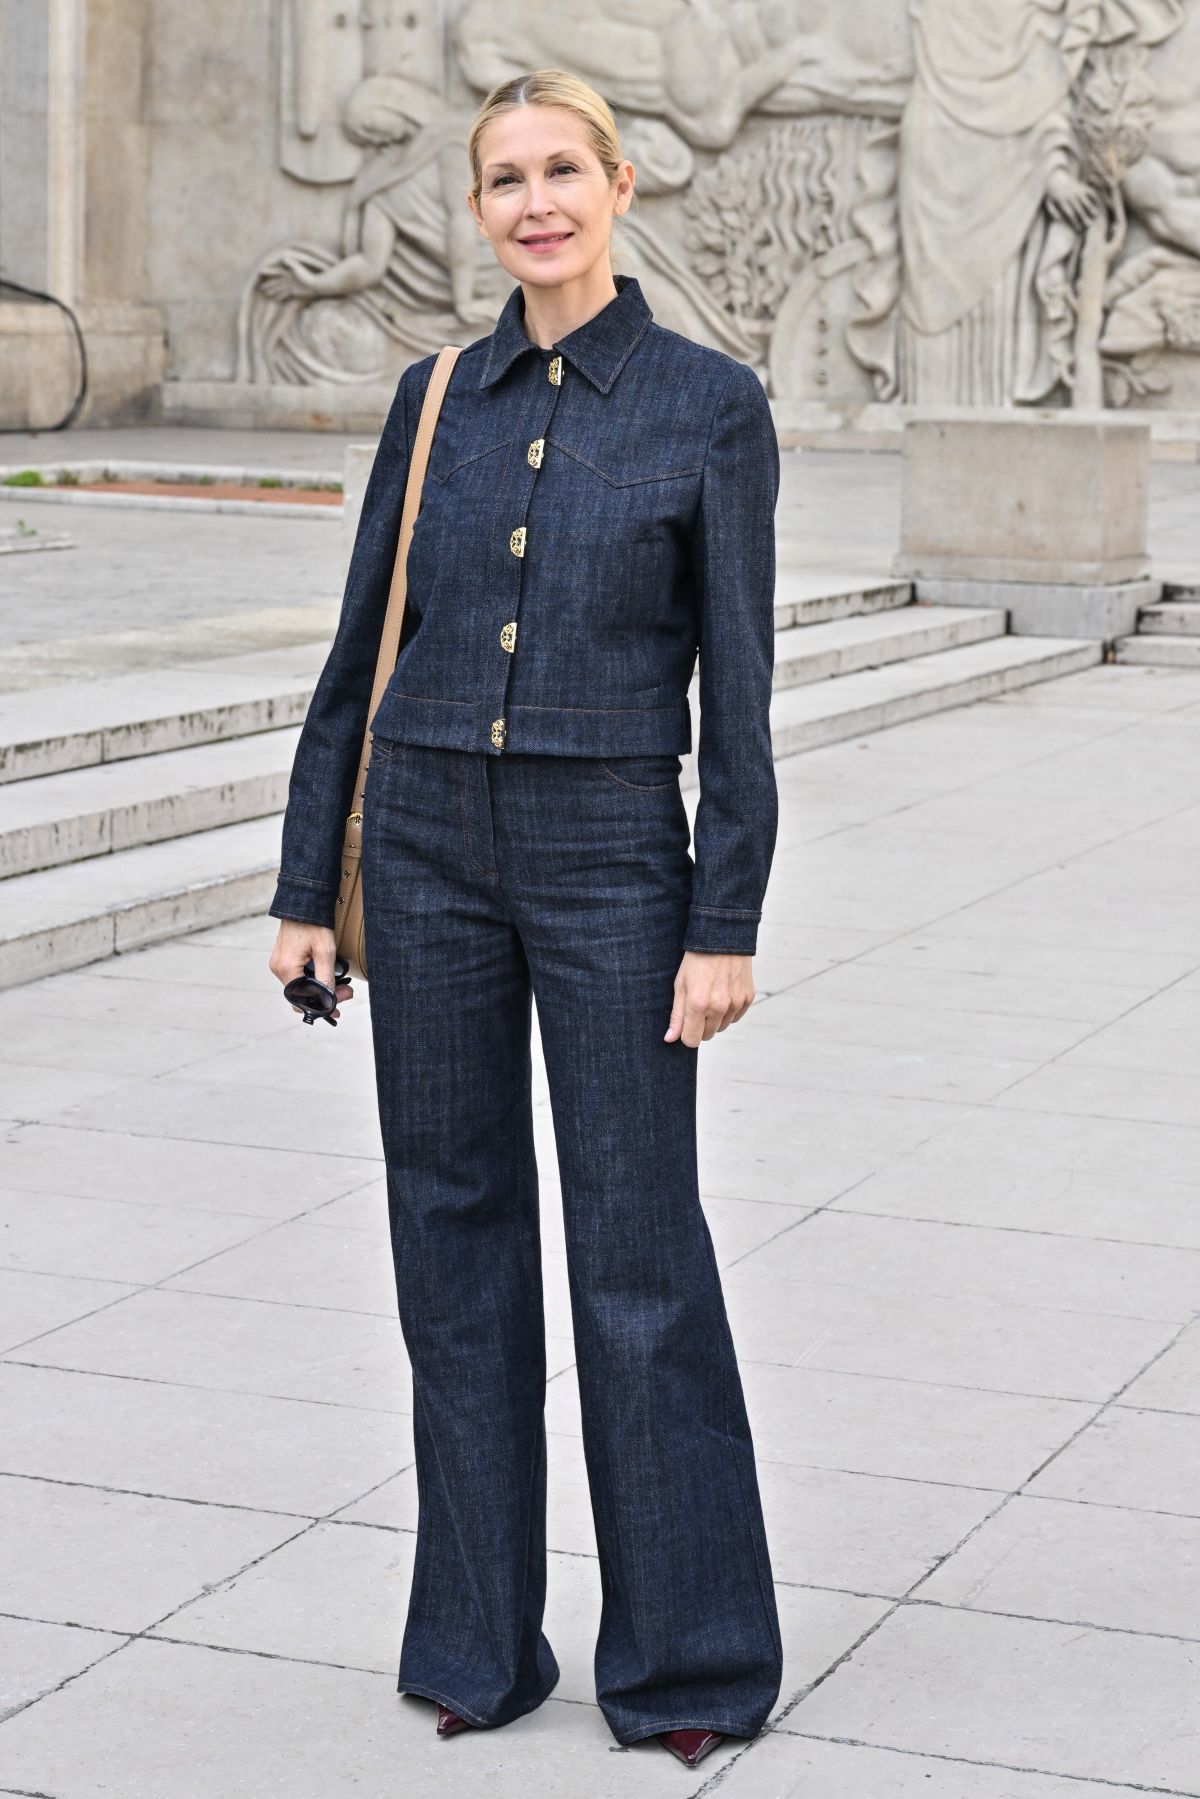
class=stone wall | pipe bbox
[3,0,1200,428]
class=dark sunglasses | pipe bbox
[283,954,352,1026]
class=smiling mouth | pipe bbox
[519,232,573,244]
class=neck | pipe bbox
[520,263,620,349]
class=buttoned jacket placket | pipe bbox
[488,352,565,753]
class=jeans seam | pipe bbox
[397,1681,493,1728]
[616,1718,755,1743]
[705,1229,784,1675]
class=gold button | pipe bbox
[500,621,517,653]
[509,525,526,557]
[548,355,563,386]
[491,717,506,748]
[527,437,545,469]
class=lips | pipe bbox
[519,232,573,245]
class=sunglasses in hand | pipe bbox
[283,954,353,1026]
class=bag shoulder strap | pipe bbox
[344,345,462,829]
[366,343,463,725]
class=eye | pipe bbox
[552,163,577,175]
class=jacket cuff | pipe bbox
[682,906,760,957]
[267,872,340,930]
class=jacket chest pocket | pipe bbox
[547,522,671,638]
[408,440,509,598]
[538,444,699,636]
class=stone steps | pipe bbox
[1112,583,1200,665]
[0,584,1105,989]
[768,634,1103,756]
[0,814,282,988]
[1136,602,1200,636]
[773,603,1005,689]
[1113,634,1200,668]
[0,643,323,785]
[0,727,301,878]
[772,570,912,628]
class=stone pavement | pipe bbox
[2,653,1200,1796]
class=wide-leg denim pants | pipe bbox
[358,737,783,1745]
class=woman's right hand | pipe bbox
[269,920,355,1022]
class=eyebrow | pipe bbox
[483,150,581,172]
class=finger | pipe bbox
[313,941,336,993]
[682,996,711,1048]
[664,985,687,1042]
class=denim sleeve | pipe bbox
[267,358,429,928]
[681,358,780,958]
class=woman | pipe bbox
[267,67,783,1770]
[248,75,506,389]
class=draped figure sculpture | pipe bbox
[879,0,1184,405]
[238,76,508,384]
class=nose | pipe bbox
[523,176,554,216]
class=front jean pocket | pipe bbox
[597,753,682,791]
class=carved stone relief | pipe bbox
[238,0,1200,411]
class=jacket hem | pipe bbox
[369,689,693,756]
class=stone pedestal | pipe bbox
[0,0,164,429]
[342,445,375,566]
[0,300,164,430]
[894,416,1155,638]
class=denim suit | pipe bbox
[268,271,779,956]
[267,274,784,1745]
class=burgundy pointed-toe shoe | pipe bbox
[436,1703,472,1737]
[658,1728,725,1766]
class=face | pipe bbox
[469,104,634,288]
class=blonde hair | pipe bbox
[466,68,631,251]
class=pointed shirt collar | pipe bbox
[477,272,652,394]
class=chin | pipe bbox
[517,247,589,277]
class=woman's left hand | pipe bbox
[665,951,755,1046]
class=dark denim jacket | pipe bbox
[268,272,779,955]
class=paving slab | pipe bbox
[718,1265,1175,1399]
[715,1731,1177,1798]
[0,1362,408,1514]
[0,1186,291,1283]
[919,1490,1200,1638]
[737,1208,1200,1324]
[0,1474,303,1636]
[0,1121,377,1217]
[790,1603,1200,1793]
[1027,1406,1200,1516]
[0,1267,140,1354]
[0,1615,127,1721]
